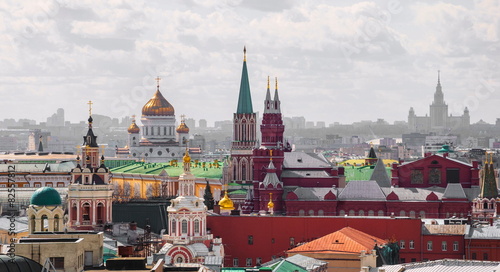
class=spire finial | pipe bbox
[243,46,246,62]
[270,150,273,161]
[438,70,440,84]
[155,76,161,91]
[275,77,278,90]
[267,76,270,90]
[87,100,93,116]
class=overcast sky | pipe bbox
[1,0,499,126]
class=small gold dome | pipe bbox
[142,90,175,116]
[219,191,234,210]
[127,120,140,133]
[183,149,191,164]
[267,193,274,209]
[176,121,189,134]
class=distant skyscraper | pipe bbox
[46,108,65,127]
[408,72,470,132]
[198,119,207,128]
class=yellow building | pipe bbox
[111,161,222,202]
[16,231,104,271]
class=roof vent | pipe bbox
[297,158,302,163]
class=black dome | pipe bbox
[0,254,43,272]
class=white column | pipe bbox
[92,200,96,225]
[76,201,80,225]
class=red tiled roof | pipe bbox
[287,227,387,255]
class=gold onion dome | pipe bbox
[183,149,191,164]
[176,121,190,134]
[127,120,140,133]
[268,196,274,209]
[219,191,234,210]
[142,90,175,116]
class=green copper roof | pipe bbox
[110,161,223,179]
[344,165,392,182]
[30,187,62,206]
[236,59,253,114]
[437,144,454,153]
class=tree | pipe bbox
[203,179,215,210]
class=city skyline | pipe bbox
[1,0,499,126]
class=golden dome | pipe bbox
[176,121,189,134]
[127,120,140,133]
[142,90,175,116]
[183,149,191,164]
[267,193,274,209]
[219,191,234,210]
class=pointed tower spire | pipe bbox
[83,101,98,148]
[273,77,281,113]
[480,153,498,199]
[236,46,253,114]
[38,136,44,152]
[437,70,441,86]
[264,76,272,113]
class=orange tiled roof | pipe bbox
[287,227,387,255]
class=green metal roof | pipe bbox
[228,189,247,195]
[344,165,391,182]
[236,59,253,114]
[30,187,62,206]
[272,260,307,272]
[110,162,223,179]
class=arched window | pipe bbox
[242,164,246,181]
[309,210,314,216]
[349,210,355,216]
[338,210,345,216]
[54,215,59,231]
[420,211,426,218]
[41,215,48,231]
[409,211,416,218]
[298,210,305,216]
[71,203,77,221]
[82,203,90,221]
[378,210,384,216]
[400,210,406,217]
[97,203,104,223]
[368,210,374,216]
[359,210,364,216]
[181,220,188,234]
[171,219,176,235]
[318,210,324,216]
[194,219,200,234]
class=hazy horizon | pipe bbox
[1,0,498,126]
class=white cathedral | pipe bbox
[408,72,470,133]
[123,79,192,162]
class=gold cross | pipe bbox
[155,76,161,86]
[180,114,186,121]
[87,100,93,116]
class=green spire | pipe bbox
[236,46,253,114]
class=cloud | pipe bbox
[0,0,499,125]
